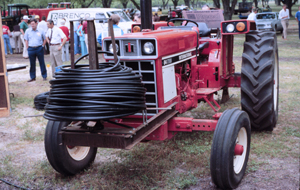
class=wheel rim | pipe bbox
[67,146,90,161]
[273,50,278,112]
[233,127,247,174]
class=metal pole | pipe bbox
[140,0,152,30]
[70,21,75,69]
[87,18,99,70]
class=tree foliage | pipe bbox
[280,0,298,16]
[70,0,95,8]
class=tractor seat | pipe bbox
[187,22,211,37]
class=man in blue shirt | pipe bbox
[295,6,300,39]
[24,19,47,82]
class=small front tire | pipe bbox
[44,120,97,175]
[210,108,251,189]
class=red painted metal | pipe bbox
[221,20,256,35]
[131,22,174,32]
[168,117,218,132]
[101,18,252,142]
[234,144,244,156]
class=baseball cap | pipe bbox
[23,15,29,20]
[35,15,40,19]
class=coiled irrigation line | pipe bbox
[44,51,146,121]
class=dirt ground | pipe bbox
[1,26,300,190]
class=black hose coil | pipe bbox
[44,51,146,121]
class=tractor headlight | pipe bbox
[226,24,235,33]
[109,43,119,53]
[143,42,154,54]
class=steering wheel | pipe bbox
[167,18,199,27]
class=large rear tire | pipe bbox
[44,120,97,175]
[210,108,251,189]
[241,31,279,131]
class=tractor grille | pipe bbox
[120,60,158,115]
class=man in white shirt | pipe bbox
[247,8,257,21]
[38,16,49,54]
[279,4,290,40]
[46,19,67,77]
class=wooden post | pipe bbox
[0,8,11,118]
[87,18,99,70]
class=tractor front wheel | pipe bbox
[44,120,97,175]
[210,108,251,189]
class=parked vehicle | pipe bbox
[47,8,134,38]
[152,7,162,16]
[1,3,67,31]
[256,12,283,32]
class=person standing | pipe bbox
[153,13,160,22]
[46,19,67,77]
[2,22,13,55]
[73,21,81,55]
[247,8,258,21]
[59,18,70,62]
[77,21,87,57]
[38,16,49,54]
[97,15,124,46]
[82,15,89,57]
[24,19,47,82]
[20,15,29,58]
[295,6,300,39]
[279,4,290,40]
[13,24,22,54]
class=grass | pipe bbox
[0,3,299,189]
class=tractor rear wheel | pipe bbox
[210,108,251,189]
[44,120,97,175]
[241,31,279,131]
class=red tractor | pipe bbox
[43,4,279,189]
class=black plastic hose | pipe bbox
[44,51,146,121]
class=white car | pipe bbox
[47,8,134,38]
[255,12,283,32]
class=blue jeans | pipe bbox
[3,34,13,55]
[80,40,87,56]
[28,46,47,79]
[74,32,81,54]
[298,22,300,39]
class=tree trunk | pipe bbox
[222,0,238,20]
[172,0,179,8]
[130,0,140,10]
[184,0,190,7]
[162,0,170,9]
[253,0,258,7]
[122,2,129,8]
[213,0,221,8]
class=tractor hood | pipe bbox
[103,29,198,59]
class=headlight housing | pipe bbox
[109,43,119,53]
[143,42,154,55]
[226,24,235,33]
